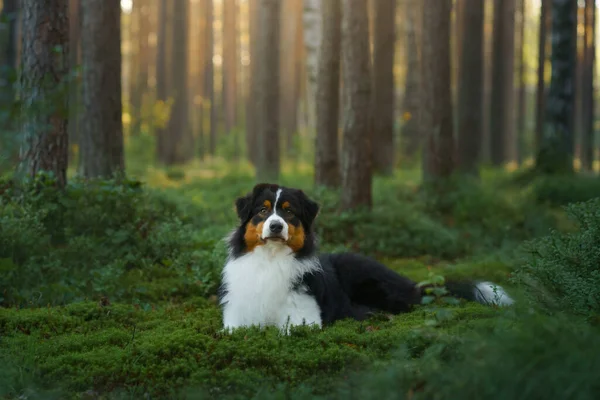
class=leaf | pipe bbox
[421,295,435,305]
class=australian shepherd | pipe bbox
[219,183,513,331]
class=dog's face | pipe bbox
[231,183,320,256]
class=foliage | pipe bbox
[533,174,600,206]
[513,197,600,317]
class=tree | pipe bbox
[164,0,190,164]
[302,0,322,136]
[340,0,372,210]
[421,0,454,181]
[535,0,552,152]
[68,0,81,163]
[536,0,577,174]
[80,0,124,178]
[371,0,396,175]
[456,0,484,175]
[515,0,527,165]
[222,0,237,140]
[155,0,168,162]
[205,0,216,156]
[581,0,596,171]
[256,0,281,182]
[0,0,19,116]
[246,0,259,164]
[130,0,150,136]
[489,0,515,166]
[194,0,208,159]
[19,0,69,188]
[314,0,341,188]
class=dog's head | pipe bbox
[228,183,320,258]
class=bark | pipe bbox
[246,0,259,164]
[205,0,216,156]
[80,0,124,178]
[536,0,577,174]
[302,0,322,136]
[155,0,168,162]
[131,0,150,136]
[457,0,484,175]
[516,0,527,165]
[314,0,341,188]
[67,0,80,162]
[195,0,208,159]
[164,0,190,164]
[401,0,422,161]
[581,0,595,171]
[222,0,237,139]
[489,0,515,166]
[0,0,19,117]
[371,0,396,175]
[535,0,551,153]
[256,0,281,182]
[421,0,455,181]
[340,0,372,210]
[19,0,69,188]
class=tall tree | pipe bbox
[0,0,19,117]
[164,0,190,164]
[19,0,69,187]
[371,0,396,175]
[421,0,454,181]
[536,0,577,174]
[340,0,372,210]
[194,0,208,159]
[130,0,150,136]
[314,0,341,187]
[581,0,596,171]
[489,0,515,166]
[222,0,238,140]
[302,0,322,136]
[80,0,124,178]
[156,0,168,162]
[457,0,484,175]
[515,0,527,165]
[246,0,259,164]
[401,0,422,162]
[535,0,552,153]
[205,0,216,156]
[67,0,81,163]
[256,0,281,182]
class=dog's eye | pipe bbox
[285,208,293,215]
[259,207,268,215]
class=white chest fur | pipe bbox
[220,243,323,330]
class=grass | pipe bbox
[1,160,600,399]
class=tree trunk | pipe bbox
[80,0,124,178]
[0,0,20,123]
[256,0,281,182]
[536,0,577,174]
[581,0,595,171]
[314,0,341,188]
[67,0,81,164]
[195,0,208,159]
[302,0,322,137]
[515,0,527,165]
[489,0,515,166]
[401,0,422,162]
[222,0,237,141]
[19,0,69,187]
[156,0,168,162]
[340,0,372,210]
[421,0,454,181]
[456,0,484,175]
[371,0,396,175]
[206,0,216,156]
[164,0,190,165]
[246,0,259,164]
[131,0,150,136]
[535,0,552,154]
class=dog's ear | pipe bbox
[298,190,320,228]
[235,193,253,222]
[251,183,279,197]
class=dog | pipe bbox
[219,183,513,331]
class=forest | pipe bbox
[1,0,600,398]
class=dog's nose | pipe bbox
[269,221,283,234]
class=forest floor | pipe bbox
[1,160,600,399]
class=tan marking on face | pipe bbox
[287,224,305,252]
[282,201,290,209]
[244,221,265,252]
[263,200,271,209]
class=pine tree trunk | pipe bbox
[581,0,595,171]
[535,0,551,153]
[131,0,150,136]
[314,0,341,188]
[489,0,515,166]
[222,0,237,139]
[341,0,372,210]
[80,0,124,178]
[302,0,322,136]
[516,0,527,165]
[256,0,281,182]
[421,0,455,181]
[0,0,19,109]
[206,0,216,156]
[401,0,422,162]
[19,0,69,188]
[164,0,190,165]
[371,0,396,175]
[67,0,80,164]
[536,0,577,174]
[457,0,484,175]
[156,0,168,163]
[195,0,208,159]
[246,0,259,164]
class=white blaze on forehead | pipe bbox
[262,188,289,240]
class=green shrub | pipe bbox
[533,174,600,206]
[513,198,600,316]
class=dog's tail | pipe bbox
[441,280,514,306]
